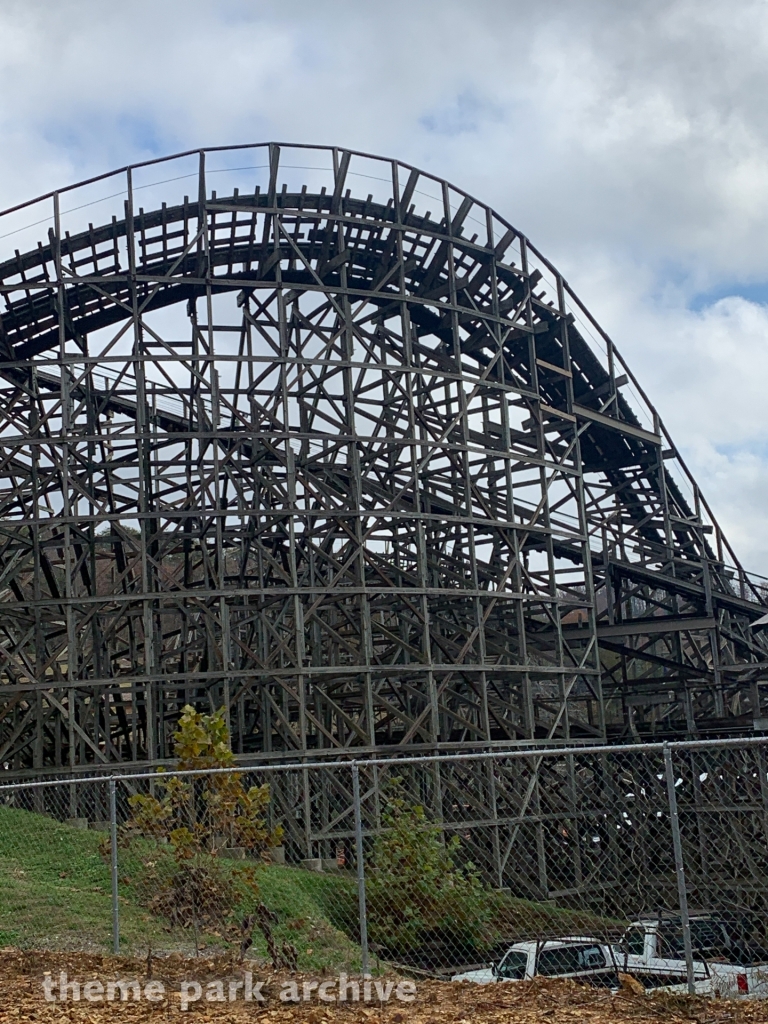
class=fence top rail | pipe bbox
[1,733,768,793]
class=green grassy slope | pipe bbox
[0,803,623,967]
[0,805,360,967]
[0,804,164,951]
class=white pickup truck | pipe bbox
[616,917,768,998]
[452,937,618,988]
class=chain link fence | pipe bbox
[2,738,768,996]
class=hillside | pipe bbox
[0,804,360,968]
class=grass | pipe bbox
[0,802,622,970]
[0,804,166,952]
[0,804,361,967]
[489,892,626,942]
[257,865,362,970]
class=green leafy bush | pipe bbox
[115,705,283,953]
[365,781,494,955]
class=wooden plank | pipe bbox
[572,403,661,445]
[536,357,572,378]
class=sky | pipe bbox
[1,0,768,572]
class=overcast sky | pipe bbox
[1,0,768,572]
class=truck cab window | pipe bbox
[689,921,726,953]
[537,947,582,976]
[496,952,528,980]
[578,946,607,969]
[658,928,686,958]
[623,928,646,955]
[536,945,605,976]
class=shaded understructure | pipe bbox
[1,142,767,777]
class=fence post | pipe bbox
[351,762,370,976]
[108,777,120,955]
[663,743,694,995]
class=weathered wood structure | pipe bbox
[0,143,767,776]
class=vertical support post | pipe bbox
[109,777,120,955]
[663,743,694,994]
[351,763,369,976]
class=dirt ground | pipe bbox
[2,950,768,1024]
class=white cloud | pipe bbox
[1,0,768,569]
[561,253,768,569]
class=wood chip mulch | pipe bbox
[1,949,768,1023]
